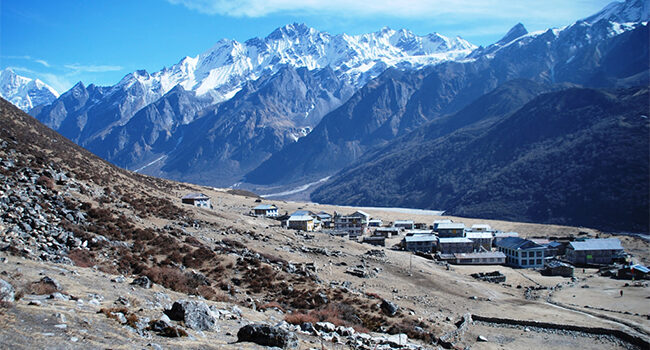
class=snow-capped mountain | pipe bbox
[0,69,59,111]
[123,23,475,104]
[583,0,649,24]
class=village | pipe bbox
[182,193,649,281]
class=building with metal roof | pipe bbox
[436,223,466,238]
[495,237,545,268]
[453,251,506,265]
[181,193,211,208]
[566,238,625,266]
[404,234,437,253]
[252,204,278,217]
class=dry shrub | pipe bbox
[285,312,318,325]
[221,238,245,249]
[36,175,54,190]
[182,247,217,268]
[258,301,285,312]
[388,318,432,342]
[68,249,96,267]
[27,281,59,295]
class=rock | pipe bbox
[166,300,217,331]
[28,300,42,306]
[300,322,315,333]
[111,312,127,324]
[50,292,69,301]
[477,335,488,342]
[314,321,336,333]
[237,324,298,348]
[111,275,126,283]
[39,276,62,291]
[0,278,15,302]
[380,299,399,316]
[385,333,408,346]
[115,296,130,307]
[131,276,152,289]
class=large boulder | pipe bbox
[0,279,15,302]
[165,300,217,331]
[237,324,298,348]
[380,299,398,316]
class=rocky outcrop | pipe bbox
[237,323,298,348]
[165,300,218,331]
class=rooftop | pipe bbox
[253,204,277,210]
[471,224,492,230]
[466,231,493,239]
[182,193,210,200]
[568,238,624,251]
[438,237,472,243]
[394,220,414,224]
[496,237,543,250]
[494,231,519,238]
[454,251,506,259]
[287,215,314,222]
[405,235,437,243]
[437,223,465,230]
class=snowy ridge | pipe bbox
[583,0,649,24]
[0,69,59,112]
[122,23,476,104]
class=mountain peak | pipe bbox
[497,23,528,45]
[583,0,649,24]
[267,22,315,40]
[0,68,59,111]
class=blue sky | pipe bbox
[1,0,613,93]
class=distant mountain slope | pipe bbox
[312,86,650,233]
[246,16,649,187]
[154,65,355,185]
[0,69,58,112]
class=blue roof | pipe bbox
[630,264,649,273]
[253,204,277,210]
[496,237,543,250]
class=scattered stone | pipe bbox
[131,276,152,289]
[0,278,15,302]
[166,300,217,331]
[237,324,298,348]
[28,300,42,306]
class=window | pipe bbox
[522,251,528,258]
[536,259,542,265]
[536,251,542,257]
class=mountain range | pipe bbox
[12,0,650,232]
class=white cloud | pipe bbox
[166,0,610,23]
[63,63,123,73]
[3,55,51,67]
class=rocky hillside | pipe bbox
[312,86,650,233]
[0,97,454,348]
